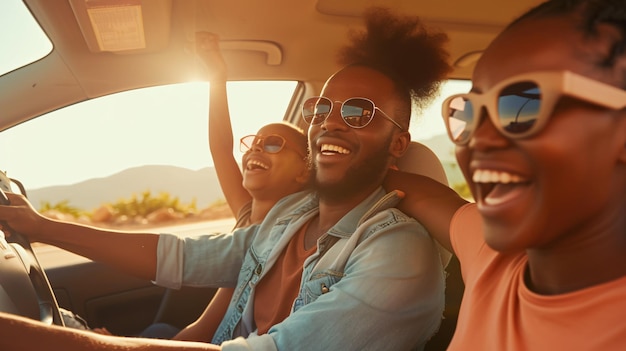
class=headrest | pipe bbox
[396,141,449,186]
[396,141,453,267]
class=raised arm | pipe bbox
[0,192,159,280]
[196,32,252,215]
[383,169,469,252]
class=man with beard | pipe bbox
[0,7,451,351]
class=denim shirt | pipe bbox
[155,188,446,351]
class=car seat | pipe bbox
[396,141,465,351]
[396,141,449,187]
[396,141,453,266]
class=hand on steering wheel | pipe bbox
[0,187,64,326]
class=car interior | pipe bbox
[0,0,544,349]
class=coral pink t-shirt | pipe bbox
[448,203,626,350]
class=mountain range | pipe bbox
[26,165,225,212]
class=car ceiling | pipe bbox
[0,0,544,131]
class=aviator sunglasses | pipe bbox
[442,70,626,145]
[240,134,304,157]
[302,96,404,130]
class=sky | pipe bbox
[1,81,297,189]
[0,0,470,190]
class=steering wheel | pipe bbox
[0,187,64,326]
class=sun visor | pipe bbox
[68,0,172,54]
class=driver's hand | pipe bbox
[0,192,46,240]
[194,32,228,82]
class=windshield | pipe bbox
[0,0,52,76]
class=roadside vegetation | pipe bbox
[37,180,471,229]
[452,182,472,200]
[38,190,233,228]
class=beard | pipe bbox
[310,135,393,202]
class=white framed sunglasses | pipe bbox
[442,70,626,145]
[301,96,404,130]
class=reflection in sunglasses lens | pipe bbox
[264,135,285,153]
[302,98,331,124]
[240,135,286,154]
[446,96,474,143]
[342,98,374,127]
[498,82,541,134]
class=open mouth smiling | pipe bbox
[246,159,269,171]
[320,143,351,155]
[472,169,530,207]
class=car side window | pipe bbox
[0,78,469,231]
[0,81,296,230]
[409,79,471,199]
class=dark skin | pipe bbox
[201,32,309,225]
[305,65,412,247]
[3,5,625,351]
[0,64,428,351]
[383,14,626,297]
[459,14,626,295]
[384,169,467,253]
[175,32,310,342]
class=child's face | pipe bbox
[456,14,626,252]
[241,124,309,200]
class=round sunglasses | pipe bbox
[239,134,304,157]
[302,96,404,130]
[442,70,626,145]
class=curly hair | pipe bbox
[336,7,452,125]
[510,0,626,85]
